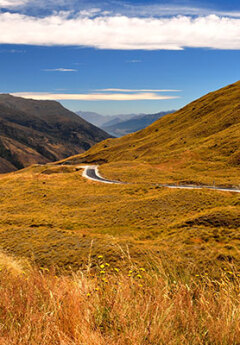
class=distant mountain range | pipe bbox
[101,111,173,136]
[75,111,108,127]
[76,110,173,137]
[0,94,110,173]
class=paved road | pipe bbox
[81,165,123,184]
[160,184,240,193]
[81,165,240,193]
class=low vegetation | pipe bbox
[0,165,239,274]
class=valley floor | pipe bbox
[0,163,239,274]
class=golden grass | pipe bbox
[1,254,240,345]
[0,165,239,274]
[0,249,29,276]
[0,159,239,343]
[98,161,240,187]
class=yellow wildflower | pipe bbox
[102,278,108,283]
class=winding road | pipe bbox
[81,165,240,193]
[81,165,123,184]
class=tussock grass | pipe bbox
[1,255,240,344]
[0,165,239,272]
[0,250,29,276]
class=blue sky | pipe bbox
[0,0,239,115]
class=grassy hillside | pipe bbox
[62,81,240,186]
[0,165,239,273]
[0,94,110,173]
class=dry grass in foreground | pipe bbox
[1,253,240,345]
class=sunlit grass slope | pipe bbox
[0,165,239,274]
[61,81,240,186]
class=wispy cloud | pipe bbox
[126,60,142,63]
[11,92,180,101]
[120,4,240,19]
[98,88,181,92]
[42,68,77,72]
[0,48,26,53]
[0,12,240,50]
[0,0,29,7]
[2,1,239,19]
[78,8,102,18]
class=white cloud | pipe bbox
[43,68,78,72]
[0,0,29,7]
[11,92,180,101]
[98,88,181,92]
[78,8,102,18]
[0,12,240,50]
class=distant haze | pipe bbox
[76,110,174,137]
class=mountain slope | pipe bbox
[62,81,240,185]
[0,94,110,173]
[102,111,173,137]
[75,111,107,127]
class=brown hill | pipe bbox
[0,94,110,173]
[62,81,240,185]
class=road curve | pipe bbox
[81,165,123,184]
[81,165,240,193]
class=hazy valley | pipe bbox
[77,110,173,137]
